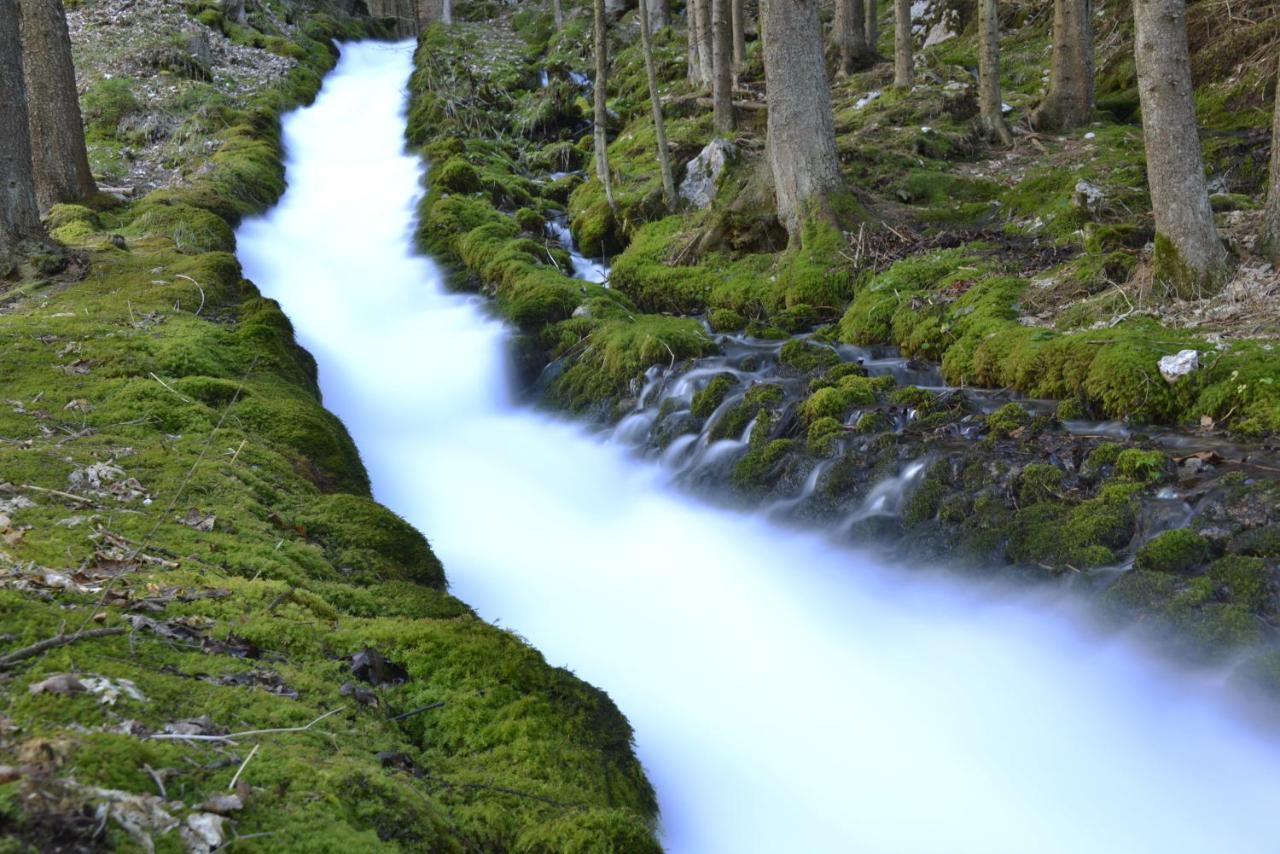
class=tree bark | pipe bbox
[696,0,714,86]
[0,0,44,254]
[553,0,563,29]
[712,0,735,131]
[762,0,844,237]
[688,0,704,85]
[441,0,451,24]
[1263,63,1280,265]
[730,0,745,78]
[892,0,911,88]
[593,0,616,209]
[977,0,1011,145]
[832,0,870,75]
[639,0,678,207]
[1031,0,1094,131]
[19,0,96,213]
[864,0,876,54]
[646,0,668,32]
[1133,0,1227,297]
[220,0,246,25]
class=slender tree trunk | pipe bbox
[1032,0,1094,131]
[593,0,615,209]
[712,0,735,131]
[647,0,668,31]
[1265,64,1280,266]
[730,0,745,79]
[977,0,1012,145]
[639,0,678,207]
[762,0,845,237]
[442,0,452,23]
[1133,0,1227,297]
[1,0,44,254]
[220,0,246,24]
[832,0,870,74]
[696,0,714,86]
[688,0,704,84]
[892,0,911,88]
[553,0,563,30]
[865,0,877,54]
[19,0,96,213]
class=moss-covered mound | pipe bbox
[0,5,658,851]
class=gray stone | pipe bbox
[679,138,736,210]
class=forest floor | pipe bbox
[0,2,661,851]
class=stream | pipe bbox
[236,41,1280,853]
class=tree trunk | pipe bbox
[220,0,246,25]
[865,0,877,53]
[730,0,745,78]
[1265,65,1280,266]
[832,0,870,74]
[1032,0,1094,131]
[639,0,678,207]
[0,0,44,254]
[762,0,844,237]
[19,0,96,213]
[593,0,616,209]
[977,0,1011,144]
[696,0,714,86]
[553,0,563,30]
[688,0,704,85]
[1133,0,1227,297]
[441,0,451,24]
[712,0,734,131]
[646,0,668,31]
[892,0,911,88]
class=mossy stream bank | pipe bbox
[0,6,659,852]
[405,10,1280,692]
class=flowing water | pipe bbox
[237,42,1280,853]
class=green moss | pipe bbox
[778,339,841,374]
[549,315,716,411]
[1017,463,1063,505]
[800,374,893,423]
[986,402,1029,437]
[1008,483,1139,569]
[1208,555,1274,612]
[807,416,844,455]
[710,383,784,441]
[691,373,738,419]
[126,201,236,253]
[1114,448,1170,484]
[1134,528,1213,574]
[732,439,795,491]
[708,308,745,331]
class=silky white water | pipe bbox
[237,42,1280,853]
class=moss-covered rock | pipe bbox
[1134,528,1213,574]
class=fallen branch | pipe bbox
[19,483,93,506]
[0,627,126,671]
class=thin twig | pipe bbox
[149,705,347,743]
[389,701,445,721]
[174,274,206,316]
[19,483,93,505]
[227,743,260,790]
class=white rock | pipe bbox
[679,139,736,209]
[1072,180,1105,216]
[1158,349,1199,383]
